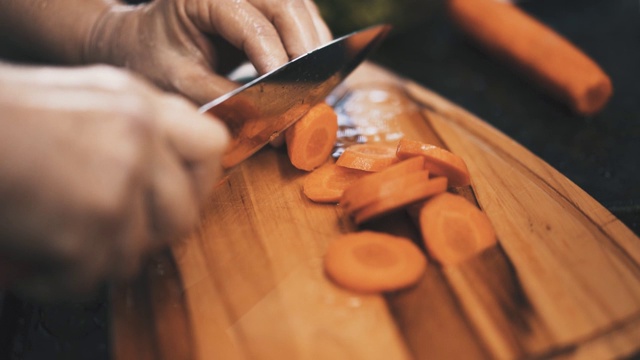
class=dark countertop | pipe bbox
[1,0,638,358]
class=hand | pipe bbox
[0,64,229,301]
[85,0,333,105]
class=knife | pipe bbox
[199,24,392,168]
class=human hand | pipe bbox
[0,64,229,301]
[84,0,332,105]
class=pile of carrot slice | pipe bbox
[285,109,497,293]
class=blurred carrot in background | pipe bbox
[448,0,612,115]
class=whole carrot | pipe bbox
[448,0,612,115]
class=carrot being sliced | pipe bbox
[324,231,427,293]
[396,138,471,187]
[303,163,368,203]
[418,192,497,266]
[340,156,425,209]
[354,177,448,224]
[336,144,399,172]
[342,170,430,215]
[285,102,338,171]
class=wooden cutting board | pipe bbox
[111,63,640,360]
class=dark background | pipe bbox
[1,0,638,358]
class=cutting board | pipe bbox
[111,63,640,360]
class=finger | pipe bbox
[169,61,240,106]
[304,0,333,44]
[249,0,321,58]
[188,0,289,73]
[147,139,200,247]
[112,190,152,280]
[157,95,230,200]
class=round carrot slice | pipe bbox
[418,192,497,266]
[303,164,368,203]
[354,177,448,224]
[336,144,399,172]
[324,231,427,293]
[396,138,471,187]
[286,103,338,171]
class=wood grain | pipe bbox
[111,64,640,360]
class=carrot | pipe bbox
[285,102,338,171]
[342,170,430,215]
[418,192,497,266]
[340,156,425,210]
[324,231,427,293]
[396,138,470,187]
[448,0,612,115]
[303,163,368,203]
[336,144,399,172]
[354,177,448,224]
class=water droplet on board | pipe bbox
[331,83,416,156]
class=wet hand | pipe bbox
[85,0,333,105]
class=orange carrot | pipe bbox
[343,170,430,215]
[324,231,427,293]
[303,163,368,203]
[354,177,448,224]
[340,156,425,210]
[448,0,612,115]
[336,144,399,172]
[396,138,470,187]
[418,192,497,266]
[285,102,338,171]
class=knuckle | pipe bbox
[250,21,279,40]
[282,0,305,11]
[124,106,156,141]
[84,64,157,98]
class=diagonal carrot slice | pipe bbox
[342,170,430,215]
[418,192,497,266]
[354,177,448,224]
[324,231,427,293]
[396,138,471,187]
[303,163,368,203]
[336,144,399,172]
[340,156,425,209]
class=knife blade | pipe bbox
[198,24,392,168]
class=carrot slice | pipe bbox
[285,102,338,171]
[340,156,425,209]
[396,138,471,187]
[342,170,430,215]
[303,163,368,203]
[418,192,497,266]
[336,144,399,172]
[354,177,448,224]
[324,231,427,293]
